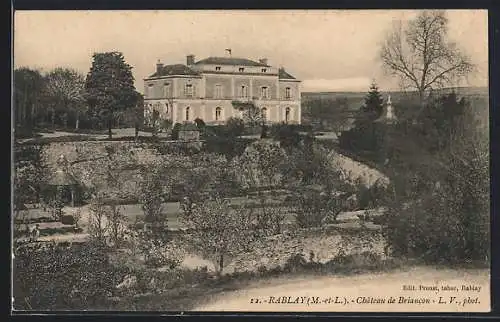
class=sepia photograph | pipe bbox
[12,9,489,313]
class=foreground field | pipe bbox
[196,266,490,312]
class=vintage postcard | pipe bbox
[12,9,489,313]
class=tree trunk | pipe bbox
[31,102,36,130]
[51,108,55,130]
[218,254,224,274]
[108,115,113,139]
[75,111,80,130]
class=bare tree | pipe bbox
[87,194,109,244]
[180,198,255,275]
[380,10,474,111]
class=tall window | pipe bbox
[165,102,169,114]
[261,107,267,121]
[285,107,291,123]
[285,87,292,99]
[215,107,222,121]
[239,85,248,98]
[184,84,193,97]
[215,84,223,99]
[147,84,154,97]
[261,87,269,99]
[164,83,170,97]
[185,107,190,121]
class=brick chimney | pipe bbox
[187,54,195,66]
[259,58,268,66]
[156,59,163,74]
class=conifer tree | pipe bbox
[355,81,384,128]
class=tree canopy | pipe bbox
[84,52,140,138]
[380,10,474,107]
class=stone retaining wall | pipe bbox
[224,227,386,274]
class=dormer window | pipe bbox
[215,66,221,71]
[261,68,267,73]
[239,67,245,72]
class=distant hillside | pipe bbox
[302,86,488,104]
[301,86,488,131]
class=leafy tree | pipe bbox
[384,94,489,264]
[14,68,45,131]
[43,68,86,130]
[380,10,474,111]
[180,197,255,274]
[84,52,140,138]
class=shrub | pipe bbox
[60,215,75,225]
[13,242,127,310]
[383,95,490,265]
[226,117,245,137]
[194,118,205,128]
[283,253,308,273]
[269,123,302,150]
[171,123,182,140]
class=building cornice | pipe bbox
[279,78,301,83]
[144,97,301,104]
[144,75,203,81]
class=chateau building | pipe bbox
[143,54,301,125]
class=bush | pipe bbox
[194,118,205,128]
[60,215,75,225]
[13,242,127,310]
[226,117,245,137]
[269,123,302,150]
[383,95,489,265]
[171,123,182,140]
[202,137,255,159]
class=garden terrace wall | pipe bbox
[221,226,386,274]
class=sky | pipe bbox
[14,10,488,93]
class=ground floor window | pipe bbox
[285,107,291,123]
[215,107,222,121]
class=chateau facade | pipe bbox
[143,54,301,125]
